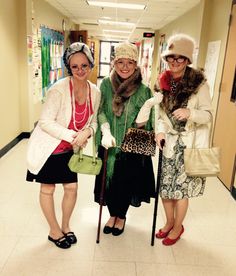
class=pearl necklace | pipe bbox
[71,80,91,131]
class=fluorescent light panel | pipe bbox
[87,1,146,10]
[98,19,135,27]
[103,29,131,34]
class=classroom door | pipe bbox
[213,2,236,191]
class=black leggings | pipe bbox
[106,176,132,219]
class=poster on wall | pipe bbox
[204,40,221,98]
[141,39,154,87]
[32,26,42,103]
[27,35,33,65]
[159,34,168,73]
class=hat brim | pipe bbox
[161,50,192,64]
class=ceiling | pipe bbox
[45,0,200,42]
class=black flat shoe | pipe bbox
[112,219,126,236]
[48,235,71,249]
[103,225,113,234]
[63,231,77,244]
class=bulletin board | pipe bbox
[30,25,65,102]
[41,26,65,100]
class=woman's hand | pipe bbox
[155,133,165,150]
[172,108,190,121]
[71,128,91,148]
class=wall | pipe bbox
[159,2,204,48]
[151,0,232,114]
[0,0,75,150]
[28,0,75,128]
[198,0,232,110]
[150,2,204,90]
[0,0,21,149]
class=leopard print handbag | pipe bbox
[120,128,156,156]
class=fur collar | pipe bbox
[155,66,206,112]
[110,67,142,116]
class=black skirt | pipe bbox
[26,151,77,184]
[94,146,155,207]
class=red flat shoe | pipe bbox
[155,227,173,239]
[162,225,184,246]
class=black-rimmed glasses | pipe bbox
[166,55,187,63]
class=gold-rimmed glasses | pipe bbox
[70,63,90,72]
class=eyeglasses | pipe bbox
[115,60,136,69]
[166,55,187,63]
[70,64,90,72]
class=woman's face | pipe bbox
[166,55,188,77]
[114,58,137,79]
[69,52,91,80]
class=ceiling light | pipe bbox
[104,34,129,38]
[103,29,131,34]
[87,1,146,10]
[98,19,135,27]
[101,16,112,20]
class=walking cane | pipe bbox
[96,148,108,243]
[151,139,165,246]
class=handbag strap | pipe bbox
[114,97,131,147]
[154,104,160,134]
[123,98,131,137]
[78,129,97,163]
[192,113,213,149]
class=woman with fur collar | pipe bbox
[94,42,161,236]
[26,42,101,249]
[154,34,213,245]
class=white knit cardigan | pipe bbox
[27,77,101,174]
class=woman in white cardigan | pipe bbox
[26,42,101,249]
[154,34,213,245]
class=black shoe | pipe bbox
[112,219,126,236]
[103,225,113,234]
[48,235,71,249]
[63,231,77,244]
[103,217,116,234]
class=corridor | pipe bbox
[0,139,235,275]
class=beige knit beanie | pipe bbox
[114,42,138,62]
[161,34,195,64]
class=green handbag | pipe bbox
[68,136,102,175]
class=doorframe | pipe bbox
[231,155,236,200]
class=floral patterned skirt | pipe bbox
[159,136,206,200]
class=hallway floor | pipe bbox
[0,139,236,276]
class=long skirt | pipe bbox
[94,146,155,208]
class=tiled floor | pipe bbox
[0,139,236,276]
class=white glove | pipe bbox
[101,122,116,149]
[136,92,163,124]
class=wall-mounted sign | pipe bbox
[143,32,155,38]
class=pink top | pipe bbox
[53,80,93,154]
